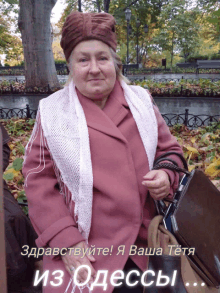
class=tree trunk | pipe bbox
[78,0,82,12]
[18,0,60,90]
[171,32,174,67]
[96,0,101,12]
[104,0,110,12]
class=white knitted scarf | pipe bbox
[25,80,158,242]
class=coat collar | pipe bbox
[76,80,129,143]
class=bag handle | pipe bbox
[154,151,188,171]
[152,151,190,215]
[154,157,179,167]
[153,151,190,176]
[153,162,190,175]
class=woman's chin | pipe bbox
[87,90,107,101]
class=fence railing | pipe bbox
[0,105,37,119]
[0,105,219,128]
[162,109,220,128]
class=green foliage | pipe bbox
[0,0,23,64]
[17,60,24,66]
[187,54,209,62]
[3,172,14,181]
[12,157,23,171]
[110,0,171,65]
[54,59,67,64]
[2,117,220,213]
[210,53,220,60]
[17,193,28,215]
[153,0,201,66]
[2,0,220,70]
[1,0,19,14]
[0,15,14,54]
[59,0,172,66]
[4,118,34,136]
[132,78,220,97]
[206,8,220,41]
[5,36,24,65]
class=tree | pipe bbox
[0,15,14,55]
[205,8,220,44]
[0,0,18,56]
[55,0,208,68]
[83,0,111,12]
[1,0,19,16]
[18,0,60,90]
[52,38,65,60]
[175,10,200,62]
[109,0,171,66]
[58,0,111,21]
[153,0,200,66]
[5,36,24,65]
[56,0,78,32]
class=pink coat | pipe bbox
[23,81,183,293]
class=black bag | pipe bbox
[152,151,220,288]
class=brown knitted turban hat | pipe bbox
[60,11,117,62]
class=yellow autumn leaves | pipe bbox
[171,124,220,190]
[1,118,34,199]
[205,158,220,177]
[4,167,20,179]
[1,119,220,200]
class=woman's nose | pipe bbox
[89,60,100,74]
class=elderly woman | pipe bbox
[23,11,183,293]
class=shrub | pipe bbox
[187,54,209,63]
[54,59,67,64]
[17,61,25,66]
[210,53,220,60]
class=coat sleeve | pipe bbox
[153,104,184,196]
[22,116,85,255]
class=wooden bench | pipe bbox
[196,60,220,73]
[122,64,139,75]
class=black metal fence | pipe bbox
[0,105,37,119]
[0,66,24,76]
[162,109,220,128]
[0,105,219,128]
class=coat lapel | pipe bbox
[77,81,129,143]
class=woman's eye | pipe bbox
[100,56,108,61]
[79,58,87,62]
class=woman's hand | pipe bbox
[61,241,96,285]
[142,170,170,200]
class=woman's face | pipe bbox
[70,40,116,100]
